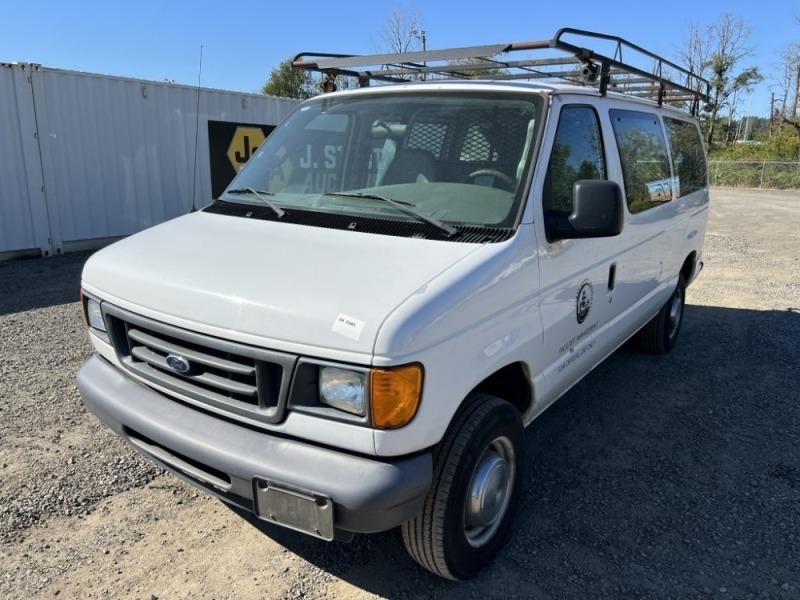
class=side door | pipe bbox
[535,98,622,403]
[603,107,682,350]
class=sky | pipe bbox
[1,0,796,118]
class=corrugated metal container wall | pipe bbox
[34,68,298,252]
[0,64,51,255]
[0,63,298,257]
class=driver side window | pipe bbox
[544,106,606,214]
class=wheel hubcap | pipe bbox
[464,436,515,547]
[667,289,683,339]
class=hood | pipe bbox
[83,211,483,358]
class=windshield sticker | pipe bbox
[332,314,366,341]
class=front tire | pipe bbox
[638,274,686,354]
[401,394,524,580]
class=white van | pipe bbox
[77,29,710,580]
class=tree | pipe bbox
[677,22,711,85]
[773,42,800,137]
[677,14,763,146]
[374,6,426,81]
[261,58,315,99]
[377,6,423,54]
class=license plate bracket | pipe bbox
[253,479,334,541]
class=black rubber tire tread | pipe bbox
[401,393,523,580]
[401,396,487,579]
[638,274,686,354]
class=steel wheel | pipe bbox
[638,274,687,354]
[666,282,685,342]
[464,436,516,548]
[402,394,524,580]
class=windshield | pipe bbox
[220,90,544,229]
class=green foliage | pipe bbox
[261,58,315,99]
[768,128,800,160]
[709,124,800,189]
[708,126,800,161]
[709,160,800,189]
[710,161,762,187]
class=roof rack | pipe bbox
[293,28,711,115]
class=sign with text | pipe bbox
[208,120,276,199]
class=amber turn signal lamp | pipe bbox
[370,364,423,429]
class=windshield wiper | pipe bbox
[327,192,459,238]
[225,187,285,218]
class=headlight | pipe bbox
[85,297,107,332]
[298,362,423,428]
[319,367,366,416]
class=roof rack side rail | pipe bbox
[290,28,711,115]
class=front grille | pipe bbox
[104,305,296,425]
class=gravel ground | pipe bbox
[0,187,798,599]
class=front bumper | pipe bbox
[77,356,431,538]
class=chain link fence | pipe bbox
[708,161,800,189]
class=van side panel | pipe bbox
[372,225,545,456]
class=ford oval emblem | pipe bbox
[165,354,191,374]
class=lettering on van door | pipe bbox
[558,321,599,354]
[557,340,596,373]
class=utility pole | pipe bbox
[770,92,775,138]
[412,29,427,80]
[794,62,800,118]
[743,94,753,142]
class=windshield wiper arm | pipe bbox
[225,187,285,218]
[328,192,459,238]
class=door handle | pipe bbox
[608,262,617,293]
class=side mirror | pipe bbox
[546,180,624,241]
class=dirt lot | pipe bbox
[1,188,798,599]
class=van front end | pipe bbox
[74,198,495,540]
[77,353,432,541]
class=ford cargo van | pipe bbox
[77,29,710,579]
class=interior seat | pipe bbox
[382,149,437,184]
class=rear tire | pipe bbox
[401,394,524,580]
[638,274,686,354]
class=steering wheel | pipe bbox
[465,169,516,191]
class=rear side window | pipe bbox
[545,106,606,214]
[610,110,672,214]
[665,117,707,197]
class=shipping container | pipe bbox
[0,62,298,259]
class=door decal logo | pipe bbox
[576,280,593,324]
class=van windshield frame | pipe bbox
[220,90,545,233]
